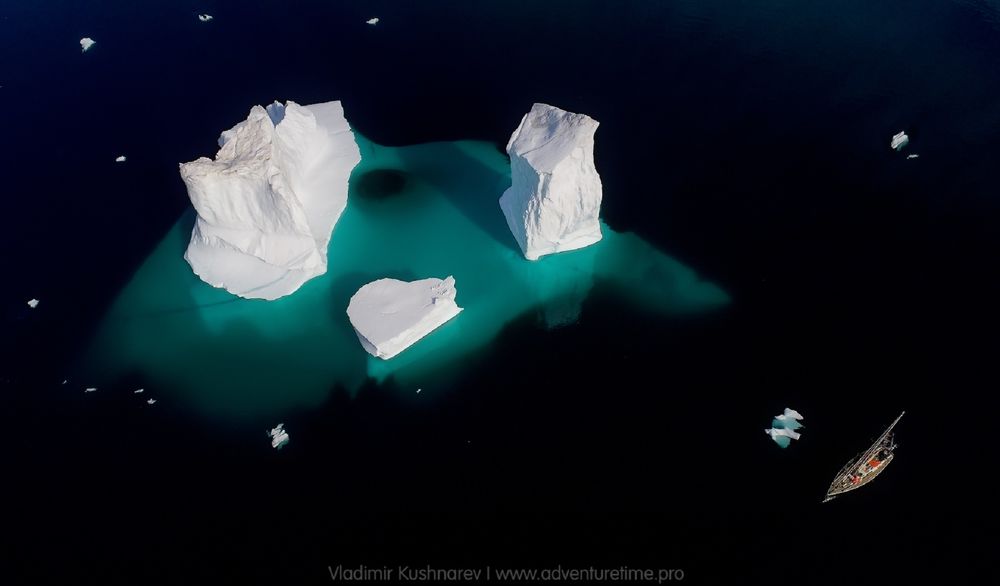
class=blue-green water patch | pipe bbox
[83,137,729,422]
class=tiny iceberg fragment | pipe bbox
[198,14,213,22]
[84,387,97,393]
[80,38,96,52]
[134,388,144,394]
[765,407,804,448]
[27,298,39,309]
[115,155,126,163]
[267,423,290,449]
[891,131,909,151]
[347,276,463,360]
[367,17,380,25]
[906,154,919,160]
[147,398,157,405]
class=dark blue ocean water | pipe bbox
[2,1,997,583]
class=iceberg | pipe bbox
[198,14,213,22]
[891,131,909,151]
[147,398,157,405]
[347,276,463,360]
[267,424,289,449]
[907,154,920,160]
[367,17,380,25]
[115,155,126,163]
[766,407,804,448]
[80,38,96,52]
[84,387,97,393]
[499,103,603,261]
[180,100,361,300]
[26,298,39,309]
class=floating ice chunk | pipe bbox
[907,154,919,160]
[61,379,68,385]
[80,38,96,52]
[766,407,804,447]
[500,103,603,260]
[198,14,213,22]
[891,131,909,151]
[765,427,801,448]
[115,155,126,163]
[267,423,289,449]
[27,299,39,309]
[147,398,157,405]
[367,17,379,25]
[780,407,803,420]
[84,387,97,393]
[180,100,361,300]
[416,388,422,394]
[134,388,144,394]
[347,276,463,360]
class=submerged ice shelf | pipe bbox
[84,136,729,421]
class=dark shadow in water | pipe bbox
[353,169,410,200]
[394,141,518,254]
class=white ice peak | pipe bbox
[499,103,603,261]
[891,131,909,151]
[347,276,463,360]
[180,100,361,300]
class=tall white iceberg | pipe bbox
[180,100,361,300]
[499,103,603,261]
[347,277,463,360]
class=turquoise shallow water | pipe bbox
[83,136,729,422]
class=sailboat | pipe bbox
[823,411,905,503]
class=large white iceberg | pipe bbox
[499,103,603,261]
[180,100,361,299]
[347,277,463,360]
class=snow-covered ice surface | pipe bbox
[347,277,463,360]
[766,407,804,448]
[499,103,603,261]
[180,100,361,300]
[891,131,909,151]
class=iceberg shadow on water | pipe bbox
[83,136,729,422]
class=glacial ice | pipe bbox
[891,131,909,151]
[80,38,96,52]
[180,100,361,300]
[347,277,463,360]
[268,424,289,449]
[499,103,603,261]
[766,407,804,448]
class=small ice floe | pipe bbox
[267,423,290,450]
[134,388,144,394]
[61,379,68,385]
[198,14,213,22]
[416,388,422,394]
[80,38,96,52]
[27,299,39,309]
[907,154,920,160]
[84,387,97,393]
[891,131,909,151]
[765,407,804,448]
[367,17,380,25]
[146,398,157,405]
[115,155,126,163]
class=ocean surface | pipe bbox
[2,1,996,583]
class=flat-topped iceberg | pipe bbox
[347,277,463,360]
[500,103,603,261]
[180,100,361,299]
